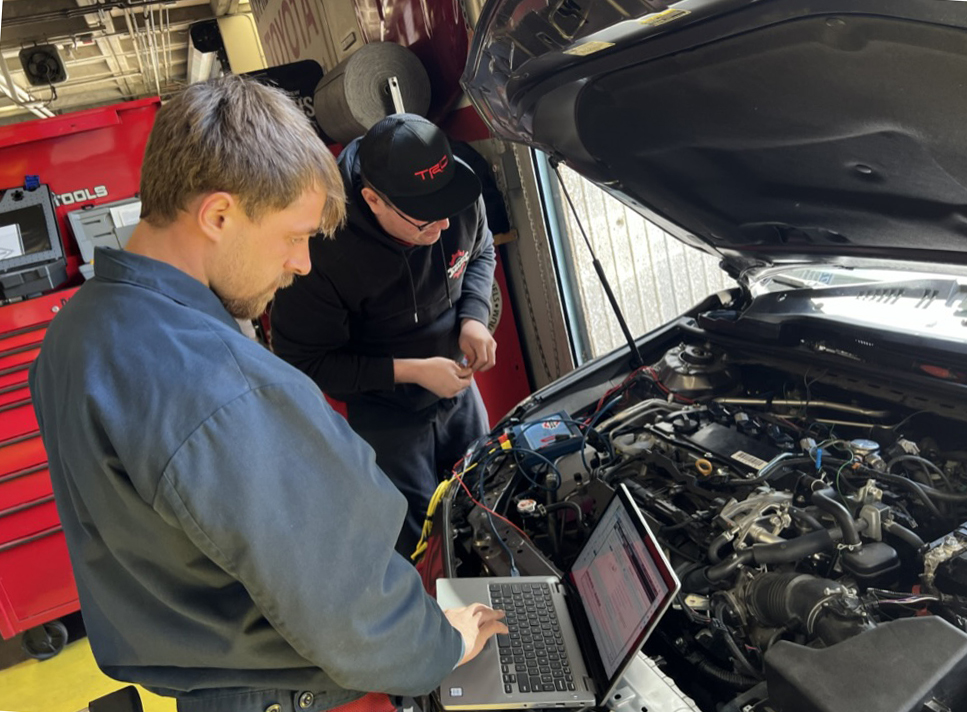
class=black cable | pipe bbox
[664,540,703,563]
[890,410,930,432]
[507,447,563,491]
[714,613,762,680]
[582,396,619,475]
[833,460,962,517]
[476,450,519,576]
[887,454,955,493]
[856,471,949,519]
[661,516,704,534]
[693,654,758,689]
[881,520,926,551]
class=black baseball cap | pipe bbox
[358,113,481,222]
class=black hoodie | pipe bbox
[270,138,496,412]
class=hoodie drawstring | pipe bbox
[437,241,453,309]
[401,250,420,324]
[400,243,453,324]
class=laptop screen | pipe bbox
[568,484,679,681]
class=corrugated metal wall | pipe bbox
[554,164,736,361]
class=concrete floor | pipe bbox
[0,633,175,712]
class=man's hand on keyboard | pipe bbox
[445,604,508,666]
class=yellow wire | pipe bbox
[410,448,497,561]
[410,478,454,561]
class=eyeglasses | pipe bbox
[370,186,440,231]
[385,202,439,232]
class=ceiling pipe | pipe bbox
[37,45,189,68]
[45,70,143,89]
[3,0,250,27]
[93,11,141,99]
[160,6,170,85]
[0,18,200,52]
[0,79,181,113]
[14,44,185,68]
[4,0,177,27]
[145,6,162,95]
[122,7,150,81]
[165,5,174,85]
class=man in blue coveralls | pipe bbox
[29,76,504,712]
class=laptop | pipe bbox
[436,482,681,710]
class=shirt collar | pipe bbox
[92,247,241,333]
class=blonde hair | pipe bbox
[139,74,345,235]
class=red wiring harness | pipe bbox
[589,364,695,419]
[452,444,534,544]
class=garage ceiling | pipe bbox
[0,0,253,125]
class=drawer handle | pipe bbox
[0,464,48,485]
[0,494,55,519]
[0,524,63,553]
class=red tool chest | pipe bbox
[0,99,157,646]
[0,288,79,640]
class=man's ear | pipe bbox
[196,192,238,243]
[360,187,383,214]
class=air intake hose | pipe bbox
[743,573,871,646]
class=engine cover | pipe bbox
[765,617,967,712]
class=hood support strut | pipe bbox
[551,159,644,368]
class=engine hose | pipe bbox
[909,468,935,490]
[868,472,949,518]
[703,550,754,583]
[691,654,758,689]
[544,501,589,534]
[707,508,824,569]
[887,455,955,493]
[708,532,732,564]
[750,528,835,565]
[546,490,561,560]
[727,456,815,486]
[810,487,861,546]
[882,519,926,551]
[846,463,967,509]
[743,573,871,646]
[789,507,824,532]
[900,481,967,503]
[704,528,837,583]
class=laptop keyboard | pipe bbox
[489,583,577,695]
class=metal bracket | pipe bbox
[606,653,701,712]
[388,75,405,114]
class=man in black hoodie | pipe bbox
[271,114,497,558]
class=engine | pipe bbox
[443,340,967,712]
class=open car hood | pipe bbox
[462,0,967,275]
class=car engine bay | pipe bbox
[440,314,967,712]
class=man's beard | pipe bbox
[219,272,296,320]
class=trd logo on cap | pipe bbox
[414,154,449,181]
